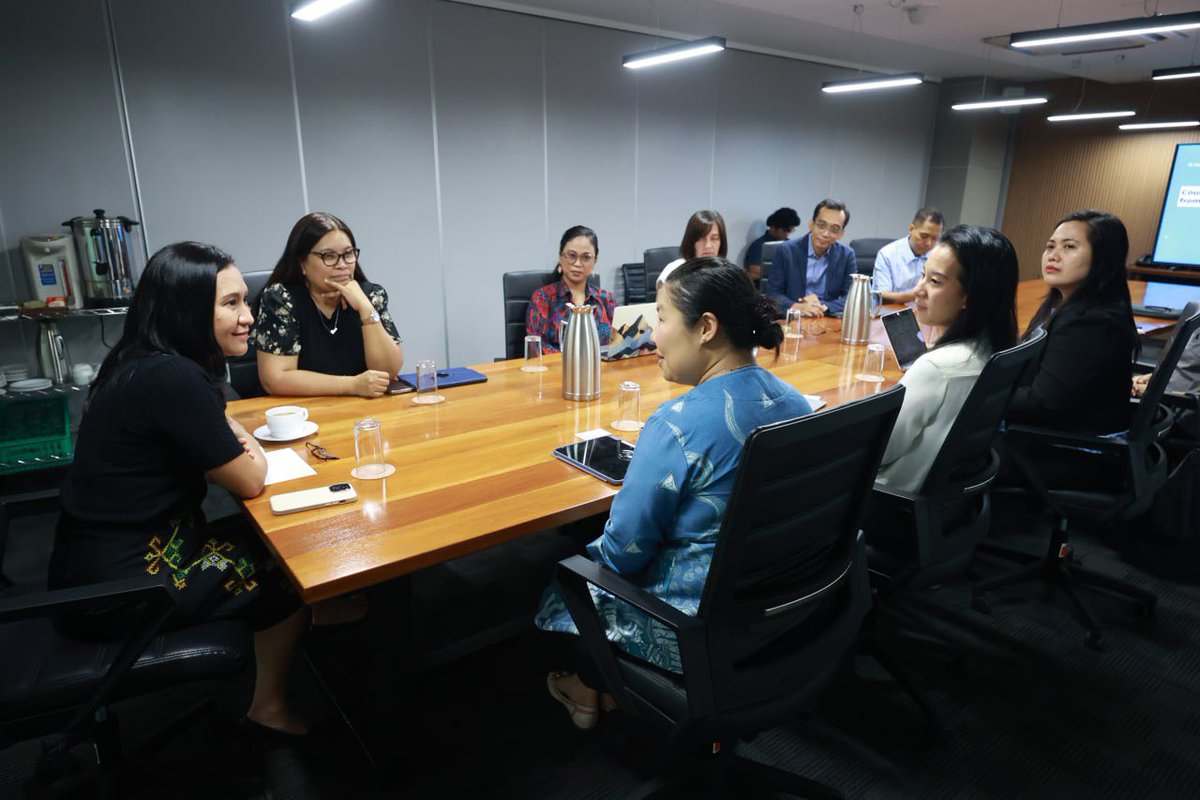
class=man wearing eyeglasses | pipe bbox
[766,199,855,318]
[871,207,945,305]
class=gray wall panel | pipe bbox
[291,0,445,365]
[545,21,641,298]
[0,0,138,367]
[633,46,720,257]
[713,51,795,265]
[110,0,305,272]
[431,2,546,364]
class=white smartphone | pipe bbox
[269,482,358,515]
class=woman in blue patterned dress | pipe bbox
[535,257,812,729]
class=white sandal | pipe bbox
[546,672,599,731]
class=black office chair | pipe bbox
[0,575,252,796]
[621,262,648,304]
[974,306,1200,648]
[555,386,904,799]
[847,238,891,278]
[226,269,272,400]
[501,270,600,360]
[642,246,680,293]
[861,330,1047,731]
[760,240,785,285]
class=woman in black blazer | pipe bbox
[1006,209,1138,434]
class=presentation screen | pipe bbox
[1152,143,1200,267]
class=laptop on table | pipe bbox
[1132,281,1200,319]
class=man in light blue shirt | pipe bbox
[872,207,944,304]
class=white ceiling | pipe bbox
[457,0,1200,84]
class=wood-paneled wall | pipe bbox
[1001,79,1200,280]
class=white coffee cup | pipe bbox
[265,405,308,439]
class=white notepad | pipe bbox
[263,447,318,486]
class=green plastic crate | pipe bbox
[0,393,73,474]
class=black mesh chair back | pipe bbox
[697,385,904,713]
[1130,304,1200,445]
[760,240,785,282]
[847,237,891,278]
[898,329,1047,578]
[643,246,680,290]
[501,270,599,359]
[226,269,271,399]
[621,262,647,304]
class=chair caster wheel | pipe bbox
[1085,631,1105,651]
[971,596,991,614]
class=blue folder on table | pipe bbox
[395,366,488,390]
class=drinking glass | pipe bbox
[521,335,547,373]
[784,308,804,339]
[352,418,393,479]
[412,359,445,405]
[855,343,886,383]
[612,381,642,432]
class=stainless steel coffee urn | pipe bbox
[63,209,140,308]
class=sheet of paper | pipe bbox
[263,446,317,486]
[575,428,614,441]
[803,394,828,412]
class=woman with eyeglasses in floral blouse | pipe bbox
[253,212,404,398]
[526,226,616,353]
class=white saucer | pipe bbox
[253,420,319,442]
[10,378,52,392]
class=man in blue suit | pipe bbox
[766,199,855,318]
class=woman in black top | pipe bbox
[254,212,404,398]
[1007,209,1138,433]
[52,242,352,736]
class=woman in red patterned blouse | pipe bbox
[526,226,616,353]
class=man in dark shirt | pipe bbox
[743,207,800,282]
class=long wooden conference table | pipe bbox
[227,279,1169,603]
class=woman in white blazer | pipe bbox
[874,225,1019,493]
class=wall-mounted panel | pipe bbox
[0,0,138,365]
[545,20,641,296]
[291,0,445,365]
[431,2,546,364]
[111,0,305,272]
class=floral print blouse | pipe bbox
[252,281,402,356]
[525,279,616,353]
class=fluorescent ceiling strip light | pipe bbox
[1047,110,1136,122]
[291,0,358,22]
[1152,65,1200,81]
[951,97,1048,111]
[623,36,726,70]
[1119,121,1200,130]
[1010,11,1200,48]
[821,72,924,94]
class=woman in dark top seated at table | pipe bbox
[526,225,616,353]
[254,212,404,398]
[51,243,360,736]
[1006,209,1138,433]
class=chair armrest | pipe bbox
[553,555,709,719]
[871,483,918,504]
[1005,423,1128,450]
[0,575,171,625]
[557,556,695,630]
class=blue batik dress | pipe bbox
[534,364,812,672]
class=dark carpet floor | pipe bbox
[3,488,1200,799]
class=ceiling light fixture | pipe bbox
[1009,11,1200,49]
[821,72,924,94]
[1119,120,1200,131]
[1152,65,1200,81]
[291,0,359,21]
[622,36,726,70]
[1047,110,1136,122]
[951,97,1048,111]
